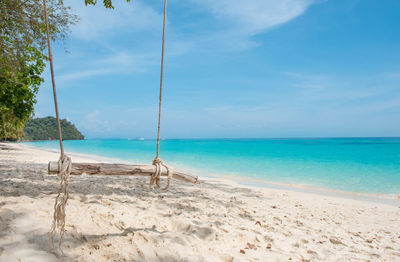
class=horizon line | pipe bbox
[79,136,400,140]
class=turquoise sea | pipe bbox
[25,138,400,195]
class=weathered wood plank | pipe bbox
[48,162,199,184]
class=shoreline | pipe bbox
[19,141,400,207]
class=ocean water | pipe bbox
[25,138,400,195]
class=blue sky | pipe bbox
[35,0,400,138]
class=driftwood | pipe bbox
[48,162,199,184]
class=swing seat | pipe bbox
[48,161,199,184]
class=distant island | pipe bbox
[23,116,84,141]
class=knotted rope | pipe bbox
[43,0,72,256]
[49,154,72,255]
[150,158,173,190]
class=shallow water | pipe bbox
[25,138,400,194]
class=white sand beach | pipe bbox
[0,142,400,261]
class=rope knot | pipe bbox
[58,154,72,178]
[152,157,163,165]
[150,157,173,190]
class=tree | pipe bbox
[0,0,77,73]
[0,48,45,139]
[23,116,84,141]
[0,0,77,140]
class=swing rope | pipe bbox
[43,0,72,255]
[150,0,172,190]
[44,0,172,255]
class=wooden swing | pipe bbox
[44,0,198,185]
[43,0,198,254]
[47,162,199,184]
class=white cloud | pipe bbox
[57,68,113,82]
[67,0,318,48]
[190,0,316,34]
[185,0,319,50]
[81,110,112,132]
[54,0,320,84]
[56,50,160,83]
[93,51,159,72]
[69,0,162,40]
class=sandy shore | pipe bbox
[0,142,399,261]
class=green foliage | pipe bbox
[0,0,77,140]
[23,116,84,141]
[84,0,131,9]
[0,0,78,73]
[0,47,46,140]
